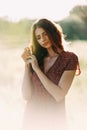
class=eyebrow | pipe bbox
[36,31,47,37]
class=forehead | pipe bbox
[35,27,46,36]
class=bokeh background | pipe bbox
[0,0,87,130]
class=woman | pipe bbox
[21,18,81,130]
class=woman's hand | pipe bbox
[27,55,39,72]
[21,47,39,71]
[21,47,32,65]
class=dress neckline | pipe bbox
[44,50,64,74]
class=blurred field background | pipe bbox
[0,5,87,130]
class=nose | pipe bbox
[41,35,46,42]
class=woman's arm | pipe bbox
[21,47,34,101]
[35,68,76,102]
[22,64,34,101]
[28,55,76,102]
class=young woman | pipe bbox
[21,18,81,130]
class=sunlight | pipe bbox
[0,41,87,130]
[0,0,86,21]
[0,1,87,130]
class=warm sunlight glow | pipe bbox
[0,0,86,21]
[0,0,87,130]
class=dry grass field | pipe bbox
[0,40,87,130]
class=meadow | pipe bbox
[0,39,87,130]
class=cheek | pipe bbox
[37,40,41,44]
[37,40,42,46]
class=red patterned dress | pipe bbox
[22,50,80,130]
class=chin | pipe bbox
[45,45,52,48]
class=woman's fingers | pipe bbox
[21,51,38,70]
[26,59,32,64]
[25,55,39,71]
[24,47,31,55]
[27,55,37,64]
[21,53,29,60]
[28,55,33,59]
[21,47,32,61]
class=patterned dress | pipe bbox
[22,50,80,130]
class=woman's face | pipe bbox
[35,27,52,49]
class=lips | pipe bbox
[43,42,49,46]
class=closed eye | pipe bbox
[36,31,48,41]
[43,32,47,36]
[36,35,41,40]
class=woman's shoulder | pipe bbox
[62,50,78,60]
[62,50,81,75]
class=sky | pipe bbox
[0,0,87,21]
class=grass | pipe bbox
[0,39,87,130]
[65,40,87,130]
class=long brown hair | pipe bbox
[30,18,64,67]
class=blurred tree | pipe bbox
[0,5,87,42]
[70,5,87,24]
[57,5,87,40]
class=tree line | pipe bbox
[0,5,87,41]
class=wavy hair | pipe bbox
[29,18,64,67]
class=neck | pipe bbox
[47,47,58,57]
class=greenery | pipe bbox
[0,5,87,130]
[0,18,35,46]
[57,5,87,40]
[0,5,87,46]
